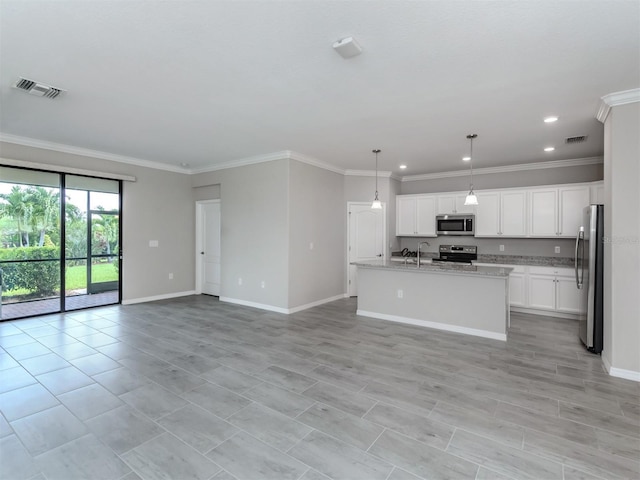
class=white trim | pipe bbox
[287,294,349,314]
[0,133,187,174]
[596,88,640,123]
[219,297,289,314]
[510,306,579,320]
[2,131,605,181]
[344,169,394,178]
[122,290,196,305]
[191,151,291,174]
[356,310,507,341]
[401,157,603,182]
[220,294,348,314]
[602,354,640,382]
[288,151,345,175]
[0,156,136,182]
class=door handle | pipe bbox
[377,254,383,257]
[200,251,205,255]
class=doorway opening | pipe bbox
[195,199,221,296]
[347,202,386,297]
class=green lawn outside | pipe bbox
[2,262,117,297]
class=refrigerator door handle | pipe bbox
[575,228,584,289]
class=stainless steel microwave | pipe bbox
[436,214,475,236]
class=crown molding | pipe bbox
[287,151,345,175]
[596,88,640,123]
[344,169,394,179]
[0,157,136,182]
[0,132,189,174]
[401,157,603,182]
[190,150,291,174]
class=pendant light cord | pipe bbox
[469,136,474,189]
[373,149,381,199]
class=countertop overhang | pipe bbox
[352,260,513,278]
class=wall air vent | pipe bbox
[565,135,587,144]
[13,77,64,99]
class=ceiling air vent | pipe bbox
[13,77,64,99]
[565,135,587,144]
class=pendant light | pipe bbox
[464,134,479,206]
[371,149,382,209]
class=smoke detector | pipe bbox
[13,77,65,99]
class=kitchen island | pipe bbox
[354,261,513,341]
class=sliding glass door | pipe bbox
[0,166,121,320]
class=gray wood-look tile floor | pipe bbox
[1,296,638,480]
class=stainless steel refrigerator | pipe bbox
[575,204,604,353]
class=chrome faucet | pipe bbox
[417,241,430,268]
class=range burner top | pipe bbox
[436,245,477,264]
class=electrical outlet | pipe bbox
[397,289,403,299]
[261,281,266,289]
[309,242,314,250]
[555,246,561,253]
[499,245,505,252]
[149,240,159,247]
[168,273,173,280]
[238,278,243,286]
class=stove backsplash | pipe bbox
[398,236,575,258]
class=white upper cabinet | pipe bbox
[558,186,590,236]
[436,194,475,214]
[529,186,589,237]
[475,190,526,237]
[529,188,558,236]
[590,181,604,204]
[396,195,436,236]
[501,191,527,237]
[396,182,596,238]
[416,196,437,236]
[475,191,500,236]
[396,196,417,236]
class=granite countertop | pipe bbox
[353,260,513,278]
[390,252,573,267]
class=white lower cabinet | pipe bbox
[476,264,582,316]
[508,271,526,307]
[527,273,556,310]
[527,266,583,314]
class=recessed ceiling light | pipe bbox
[544,116,559,123]
[544,147,555,152]
[462,156,471,162]
[399,164,407,169]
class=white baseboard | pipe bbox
[287,294,349,314]
[219,297,289,314]
[511,306,579,320]
[602,354,640,382]
[356,309,507,342]
[122,290,196,305]
[220,293,348,315]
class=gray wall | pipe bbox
[288,161,344,307]
[603,101,640,375]
[400,163,603,194]
[193,159,290,309]
[0,142,195,302]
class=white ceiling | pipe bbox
[1,1,638,176]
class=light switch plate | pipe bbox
[149,240,159,247]
[555,246,561,253]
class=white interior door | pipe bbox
[197,201,221,296]
[348,202,386,297]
